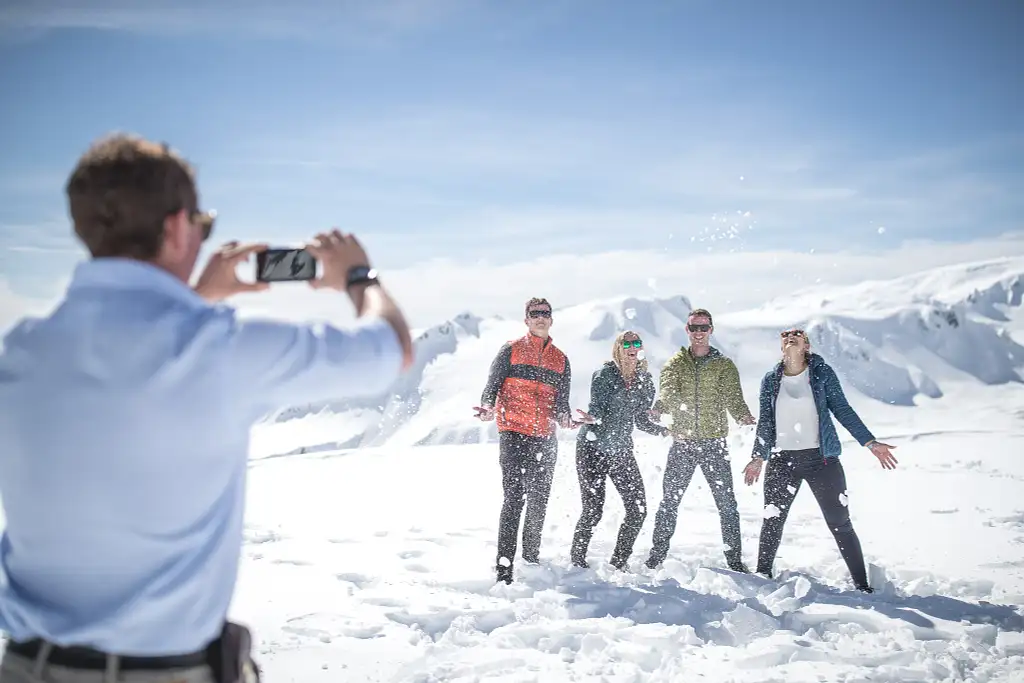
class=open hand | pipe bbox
[194,241,269,302]
[574,409,598,425]
[868,441,898,470]
[304,229,371,291]
[739,414,756,426]
[742,458,763,486]
[472,405,495,422]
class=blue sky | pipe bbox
[1,0,1022,302]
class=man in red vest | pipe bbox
[473,297,582,584]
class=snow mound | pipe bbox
[253,259,1024,456]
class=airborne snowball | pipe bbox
[625,308,636,319]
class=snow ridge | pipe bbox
[253,259,1024,456]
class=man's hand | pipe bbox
[739,414,756,426]
[304,228,415,371]
[742,457,763,486]
[867,441,898,470]
[304,229,371,292]
[193,241,269,302]
[648,408,662,422]
[472,405,495,421]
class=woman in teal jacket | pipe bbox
[742,328,898,592]
[571,330,669,570]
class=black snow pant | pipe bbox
[495,430,558,573]
[570,440,647,569]
[647,437,744,569]
[755,447,869,588]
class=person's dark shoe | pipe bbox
[727,560,750,573]
[522,553,539,565]
[610,557,628,571]
[856,584,874,594]
[496,565,513,584]
[644,557,661,570]
[570,557,589,569]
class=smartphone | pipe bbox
[255,248,318,283]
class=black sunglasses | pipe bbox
[687,323,711,332]
[621,339,642,348]
[191,209,216,241]
[527,309,551,319]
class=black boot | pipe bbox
[727,559,750,573]
[496,564,513,584]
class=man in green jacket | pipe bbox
[646,308,756,572]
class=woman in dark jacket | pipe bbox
[570,330,669,570]
[742,328,898,593]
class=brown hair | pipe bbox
[688,308,713,325]
[65,133,208,260]
[525,297,551,315]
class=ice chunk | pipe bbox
[763,504,781,519]
[586,431,597,441]
[839,491,849,506]
[625,307,636,320]
[498,556,511,567]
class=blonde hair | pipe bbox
[612,330,648,376]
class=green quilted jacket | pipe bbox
[653,346,754,440]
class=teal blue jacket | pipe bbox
[577,361,668,454]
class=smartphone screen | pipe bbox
[255,248,317,282]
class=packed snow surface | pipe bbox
[233,257,1024,681]
[3,257,1023,681]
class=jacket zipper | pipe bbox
[694,357,700,438]
[535,339,543,436]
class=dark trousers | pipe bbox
[755,448,868,588]
[570,440,647,568]
[647,438,743,567]
[496,430,558,570]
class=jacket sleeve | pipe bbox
[655,355,683,413]
[722,358,755,422]
[751,373,776,460]
[479,342,512,407]
[585,366,612,423]
[823,365,875,446]
[634,372,668,436]
[555,355,572,423]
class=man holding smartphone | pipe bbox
[0,133,414,683]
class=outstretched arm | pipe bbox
[656,355,683,413]
[555,356,573,425]
[480,343,513,407]
[723,359,755,424]
[634,373,669,436]
[751,374,776,460]
[823,365,875,445]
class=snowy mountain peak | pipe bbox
[254,258,1024,456]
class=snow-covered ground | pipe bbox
[2,256,1023,680]
[231,257,1024,681]
[236,402,1024,681]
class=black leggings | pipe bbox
[570,440,647,568]
[756,448,868,588]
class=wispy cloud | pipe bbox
[0,0,482,45]
[215,102,1023,255]
[222,232,1024,330]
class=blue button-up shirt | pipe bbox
[0,258,403,655]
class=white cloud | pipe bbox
[225,233,1024,330]
[3,235,1022,336]
[0,0,478,45]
